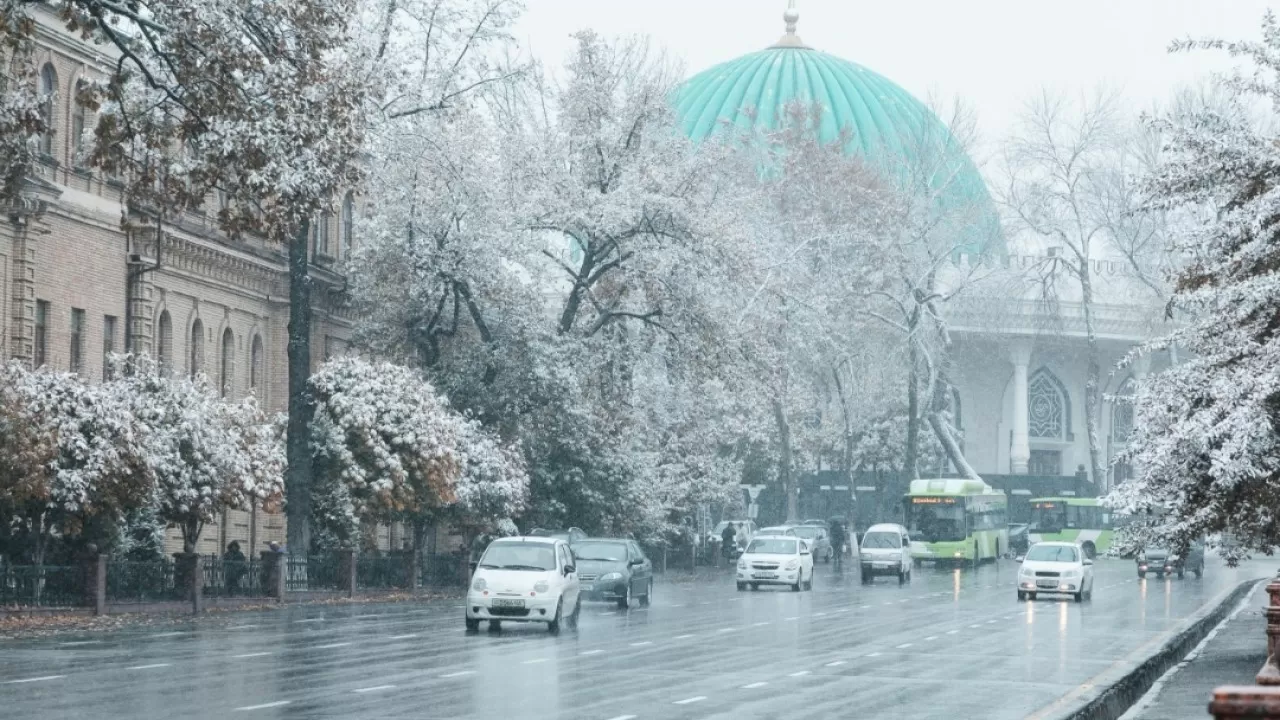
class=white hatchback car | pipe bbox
[860,523,912,584]
[736,535,814,591]
[466,537,581,632]
[1017,541,1094,602]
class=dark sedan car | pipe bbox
[570,538,653,608]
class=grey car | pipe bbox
[790,525,833,562]
[570,538,653,608]
[1138,541,1205,579]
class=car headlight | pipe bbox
[785,559,800,570]
[1062,570,1081,579]
[1019,567,1034,577]
[600,572,623,582]
[738,560,748,570]
[472,577,487,591]
[533,580,550,593]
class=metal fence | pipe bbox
[419,554,465,587]
[357,556,409,589]
[202,555,266,598]
[0,564,87,607]
[285,554,340,592]
[106,560,180,603]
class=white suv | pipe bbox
[466,537,581,632]
[860,523,912,584]
[1017,541,1094,602]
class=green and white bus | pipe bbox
[904,479,1009,567]
[1028,497,1115,559]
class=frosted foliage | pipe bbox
[1107,12,1280,563]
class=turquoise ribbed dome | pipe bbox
[674,41,1002,254]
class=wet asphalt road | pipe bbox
[0,557,1270,720]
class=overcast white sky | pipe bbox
[514,0,1274,147]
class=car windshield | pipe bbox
[1026,545,1079,563]
[792,527,822,539]
[571,542,627,562]
[746,538,797,555]
[478,543,557,570]
[861,531,901,548]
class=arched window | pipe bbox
[249,334,264,399]
[70,79,88,162]
[341,192,355,255]
[220,328,235,398]
[315,212,332,256]
[189,318,205,379]
[1112,377,1136,442]
[38,63,57,157]
[156,311,173,376]
[1028,368,1072,439]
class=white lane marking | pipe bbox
[784,617,799,621]
[354,614,382,619]
[674,634,696,640]
[836,608,850,613]
[126,663,172,670]
[233,652,272,658]
[742,681,769,689]
[699,601,712,605]
[293,618,324,624]
[898,599,910,603]
[673,696,706,705]
[826,660,847,667]
[814,612,828,617]
[3,675,65,684]
[235,701,291,711]
[150,631,185,638]
[581,650,604,656]
[522,658,548,664]
[859,605,871,609]
[752,621,771,627]
[605,716,637,720]
[789,670,811,677]
[883,601,894,605]
[946,630,959,635]
[985,620,997,624]
[968,623,981,628]
[629,641,652,647]
[315,642,352,649]
[353,685,395,694]
[59,640,102,646]
[866,652,882,657]
[439,670,475,678]
[227,624,258,630]
[716,627,736,633]
[389,634,418,640]
[668,604,684,608]
[896,643,913,649]
[924,636,938,641]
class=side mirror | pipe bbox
[564,564,575,575]
[628,558,643,566]
[1015,556,1024,563]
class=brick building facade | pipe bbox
[4,8,359,558]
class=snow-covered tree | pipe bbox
[108,357,284,554]
[1108,12,1280,562]
[0,362,151,564]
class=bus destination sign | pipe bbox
[910,496,958,505]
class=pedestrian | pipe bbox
[720,522,737,565]
[829,520,846,569]
[223,541,246,596]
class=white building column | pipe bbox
[1010,342,1033,474]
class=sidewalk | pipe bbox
[1126,580,1270,719]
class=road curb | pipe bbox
[1048,578,1261,720]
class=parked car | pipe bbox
[466,537,581,633]
[790,525,833,562]
[736,535,814,592]
[800,519,827,527]
[1007,523,1030,558]
[570,538,653,609]
[530,527,588,543]
[1138,541,1204,579]
[756,525,798,537]
[860,523,912,584]
[1018,541,1094,602]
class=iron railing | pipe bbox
[202,555,266,598]
[0,564,87,607]
[106,560,180,603]
[357,556,408,589]
[285,554,340,592]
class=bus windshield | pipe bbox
[1030,502,1067,533]
[905,500,966,542]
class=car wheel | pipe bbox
[1017,590,1026,602]
[1074,590,1084,603]
[804,570,813,591]
[465,615,480,631]
[1027,592,1036,601]
[617,585,630,610]
[569,597,582,628]
[548,598,562,633]
[1137,570,1146,579]
[750,582,759,591]
[897,569,905,585]
[639,579,652,607]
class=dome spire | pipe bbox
[772,0,810,49]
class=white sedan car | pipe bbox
[736,535,814,592]
[1017,541,1094,602]
[466,537,581,632]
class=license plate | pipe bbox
[754,573,777,579]
[581,584,593,591]
[1037,581,1058,588]
[492,598,525,608]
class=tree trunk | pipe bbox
[904,323,921,481]
[1079,270,1108,492]
[286,221,314,556]
[922,305,978,480]
[772,399,797,522]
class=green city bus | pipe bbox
[904,478,1009,567]
[1028,497,1115,559]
